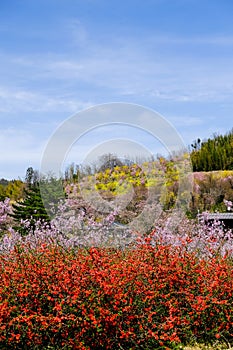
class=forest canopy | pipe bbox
[190,128,233,171]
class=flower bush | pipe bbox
[0,239,232,349]
[0,186,233,349]
[0,197,13,237]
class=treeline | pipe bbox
[190,129,233,171]
[0,179,24,201]
[0,167,40,202]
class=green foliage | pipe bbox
[191,129,233,171]
[8,167,66,235]
[39,175,66,217]
[11,185,50,235]
[0,179,25,201]
[25,166,39,186]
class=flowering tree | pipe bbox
[224,199,233,211]
[11,185,50,235]
[0,198,13,236]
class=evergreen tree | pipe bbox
[11,184,50,236]
[10,167,66,236]
[191,128,233,171]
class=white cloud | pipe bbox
[0,26,233,179]
[1,29,233,109]
[0,127,43,169]
[0,86,92,114]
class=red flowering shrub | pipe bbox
[0,239,232,349]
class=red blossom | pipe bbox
[0,241,232,349]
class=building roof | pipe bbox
[202,213,233,220]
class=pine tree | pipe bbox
[11,184,50,235]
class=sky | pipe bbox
[0,0,233,179]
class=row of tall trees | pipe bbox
[190,129,233,171]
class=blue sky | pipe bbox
[0,0,233,179]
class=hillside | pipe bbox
[67,160,233,220]
[1,128,233,218]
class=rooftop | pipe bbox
[201,212,233,220]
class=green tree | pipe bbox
[11,184,50,236]
[0,184,6,201]
[5,180,25,200]
[190,129,233,171]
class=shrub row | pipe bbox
[0,239,232,349]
